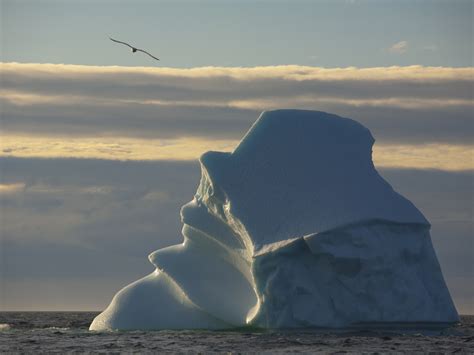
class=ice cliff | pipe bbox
[90,109,459,330]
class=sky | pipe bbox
[0,0,473,313]
[1,0,473,67]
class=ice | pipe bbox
[253,222,458,327]
[90,109,458,330]
[89,271,230,330]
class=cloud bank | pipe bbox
[1,157,472,312]
[1,64,472,311]
[1,62,473,170]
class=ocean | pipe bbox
[1,312,473,353]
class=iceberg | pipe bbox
[90,109,459,330]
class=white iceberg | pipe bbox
[90,109,458,330]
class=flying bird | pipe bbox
[109,37,160,61]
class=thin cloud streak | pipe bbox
[0,135,239,161]
[373,144,473,171]
[1,134,472,171]
[0,183,26,194]
[4,62,471,79]
[389,40,408,54]
[3,89,472,110]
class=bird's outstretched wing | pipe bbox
[109,37,135,49]
[136,49,160,61]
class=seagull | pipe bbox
[109,37,160,61]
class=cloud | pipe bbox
[3,63,472,100]
[0,135,472,171]
[389,40,408,54]
[0,62,473,168]
[373,143,473,171]
[0,135,239,161]
[1,157,472,313]
[2,63,471,311]
[0,157,200,253]
[0,183,25,194]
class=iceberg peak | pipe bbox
[194,109,428,254]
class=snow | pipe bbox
[90,109,458,331]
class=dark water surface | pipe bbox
[1,312,473,353]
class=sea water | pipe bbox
[1,312,473,353]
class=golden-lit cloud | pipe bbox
[0,182,26,194]
[3,62,472,81]
[1,134,472,171]
[373,144,473,171]
[3,88,471,111]
[0,135,239,161]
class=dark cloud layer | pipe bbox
[1,157,472,312]
[2,99,473,144]
[0,99,257,140]
[3,65,472,101]
[2,63,473,144]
